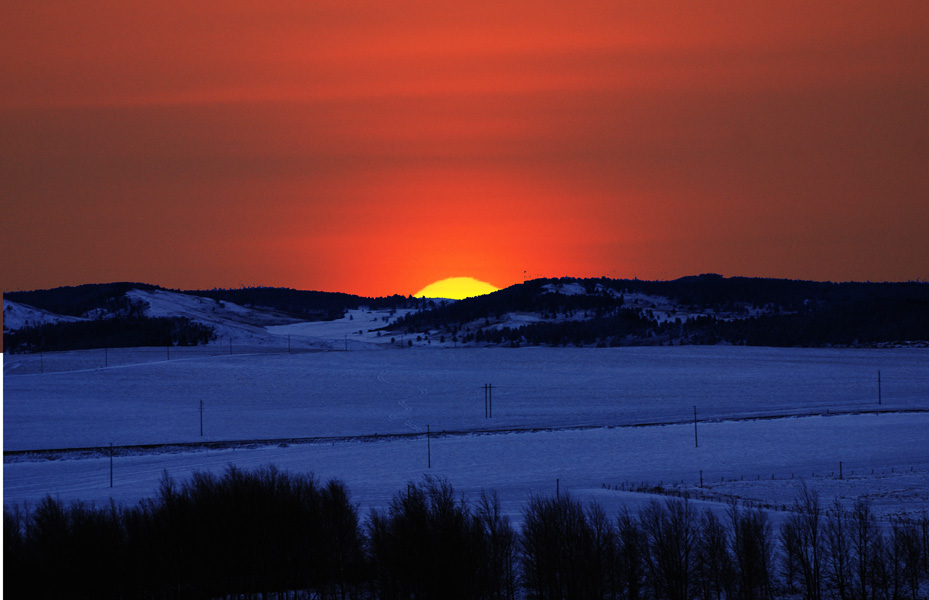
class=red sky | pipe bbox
[2,1,928,296]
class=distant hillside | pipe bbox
[391,275,929,348]
[184,287,410,321]
[5,276,928,352]
[4,283,410,323]
[4,316,216,353]
[2,284,416,353]
[4,282,163,319]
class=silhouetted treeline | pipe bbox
[3,316,215,353]
[395,276,929,347]
[5,466,368,599]
[582,274,929,315]
[708,298,929,347]
[6,469,928,599]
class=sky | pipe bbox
[2,1,928,297]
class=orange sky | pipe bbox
[2,1,928,296]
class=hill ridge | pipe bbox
[5,275,929,352]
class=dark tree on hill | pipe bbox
[4,316,215,353]
[4,282,162,317]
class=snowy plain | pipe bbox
[4,302,929,527]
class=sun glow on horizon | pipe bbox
[414,277,499,300]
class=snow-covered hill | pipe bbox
[7,275,929,350]
[125,288,300,348]
[3,300,86,332]
[125,289,428,350]
[3,286,421,353]
[398,276,929,347]
[542,280,766,323]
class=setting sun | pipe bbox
[414,277,499,300]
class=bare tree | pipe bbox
[641,498,698,600]
[520,493,616,600]
[588,502,619,599]
[780,485,824,600]
[475,490,518,600]
[825,499,852,600]
[368,476,482,600]
[729,502,773,600]
[696,508,733,600]
[891,518,923,600]
[617,508,648,600]
[849,497,879,600]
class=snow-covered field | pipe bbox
[4,342,928,525]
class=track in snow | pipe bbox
[380,369,426,432]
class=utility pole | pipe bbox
[489,384,493,418]
[693,405,698,448]
[484,384,488,418]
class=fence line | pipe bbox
[2,344,329,375]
